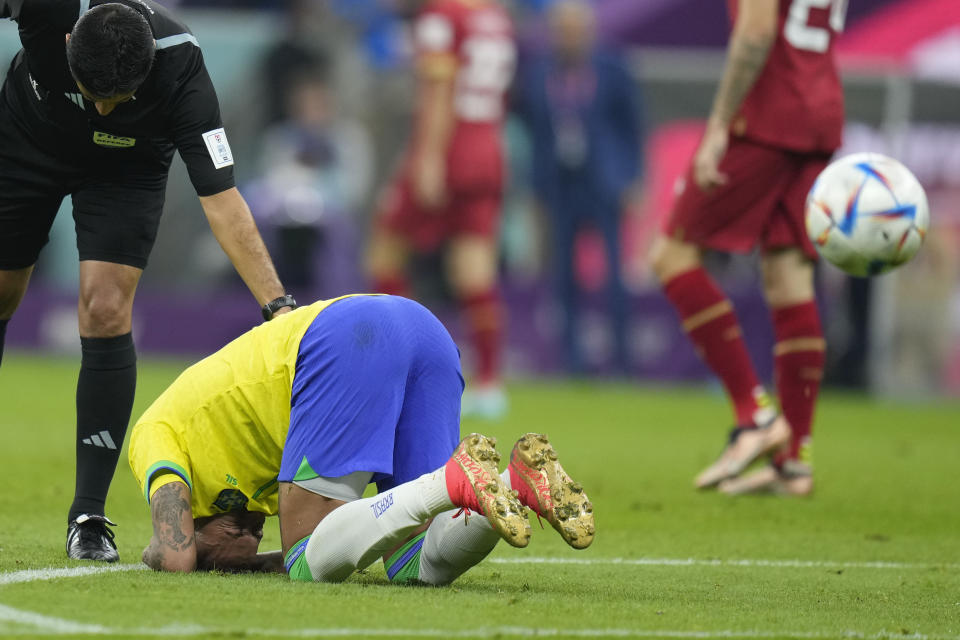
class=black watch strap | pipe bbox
[262,294,298,321]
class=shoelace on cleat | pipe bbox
[78,520,116,546]
[452,507,472,524]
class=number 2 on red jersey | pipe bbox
[457,35,516,122]
[784,0,848,53]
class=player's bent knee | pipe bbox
[761,251,815,307]
[649,236,700,284]
[447,237,496,295]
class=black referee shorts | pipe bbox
[0,106,171,271]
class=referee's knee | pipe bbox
[78,289,134,337]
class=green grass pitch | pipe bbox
[0,352,958,639]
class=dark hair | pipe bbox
[66,3,156,99]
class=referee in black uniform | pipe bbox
[0,1,297,561]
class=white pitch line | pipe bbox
[0,603,108,634]
[488,557,960,571]
[0,563,146,586]
[1,561,959,639]
[0,622,959,640]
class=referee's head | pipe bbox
[66,3,156,106]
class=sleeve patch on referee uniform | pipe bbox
[202,127,234,169]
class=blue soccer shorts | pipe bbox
[278,295,464,493]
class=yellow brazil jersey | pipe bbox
[128,295,362,518]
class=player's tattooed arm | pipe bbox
[708,0,778,128]
[143,480,197,572]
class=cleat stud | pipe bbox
[519,441,530,451]
[548,451,558,461]
[538,435,549,443]
[570,483,583,493]
[488,483,498,493]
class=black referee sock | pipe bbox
[69,333,137,522]
[0,318,8,367]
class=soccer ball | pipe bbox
[805,152,929,277]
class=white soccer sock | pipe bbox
[418,508,501,585]
[303,467,453,582]
[415,468,514,585]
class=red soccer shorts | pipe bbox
[376,175,502,252]
[665,137,832,260]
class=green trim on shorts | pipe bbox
[293,456,320,482]
[143,461,192,502]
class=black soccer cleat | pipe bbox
[66,514,119,562]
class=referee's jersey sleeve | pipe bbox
[168,50,237,197]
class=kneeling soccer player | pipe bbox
[129,294,594,583]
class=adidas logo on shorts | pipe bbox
[81,431,117,450]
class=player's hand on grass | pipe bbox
[693,120,730,192]
[412,153,448,212]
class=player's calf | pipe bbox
[508,433,595,549]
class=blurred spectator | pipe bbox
[245,74,373,296]
[513,0,643,374]
[258,0,333,126]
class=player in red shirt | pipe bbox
[366,0,515,418]
[649,0,847,494]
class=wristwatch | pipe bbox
[261,294,298,321]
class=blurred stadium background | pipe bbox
[3,0,960,397]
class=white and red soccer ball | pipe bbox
[805,152,929,277]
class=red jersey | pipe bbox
[729,0,846,153]
[412,0,515,188]
[414,0,515,125]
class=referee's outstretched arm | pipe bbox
[200,187,289,314]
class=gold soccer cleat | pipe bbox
[445,433,531,548]
[509,433,595,549]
